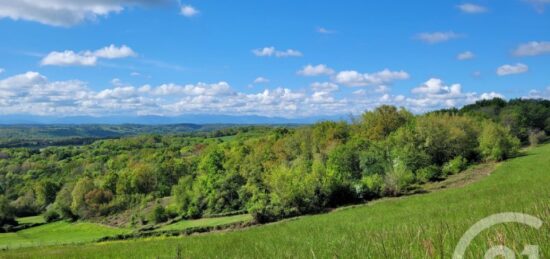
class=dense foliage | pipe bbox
[2,99,545,226]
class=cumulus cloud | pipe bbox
[333,69,410,87]
[496,63,529,76]
[513,41,550,56]
[525,87,550,99]
[457,51,475,60]
[310,82,338,92]
[41,45,136,66]
[416,31,462,44]
[0,0,172,27]
[404,78,504,111]
[252,47,303,57]
[94,45,136,59]
[457,3,487,13]
[297,64,334,76]
[411,78,462,97]
[253,77,269,84]
[180,5,199,17]
[0,72,509,118]
[0,71,339,117]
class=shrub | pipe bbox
[0,195,17,227]
[529,130,546,147]
[442,156,468,176]
[479,123,521,161]
[357,174,384,199]
[416,165,441,183]
[149,204,168,224]
[43,207,60,223]
[383,162,415,196]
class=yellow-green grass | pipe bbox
[3,144,550,258]
[16,216,45,225]
[159,214,252,231]
[0,221,130,249]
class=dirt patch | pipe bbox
[422,162,498,192]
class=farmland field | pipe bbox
[2,143,549,258]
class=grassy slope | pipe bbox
[0,222,130,249]
[16,216,45,225]
[159,214,252,231]
[2,144,550,258]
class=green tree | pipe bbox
[34,179,59,209]
[0,195,17,226]
[71,177,95,218]
[359,105,413,141]
[479,122,520,161]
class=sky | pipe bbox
[0,0,549,120]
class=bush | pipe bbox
[43,207,60,223]
[149,204,168,224]
[0,195,17,227]
[479,122,521,161]
[529,130,546,147]
[416,166,441,183]
[357,174,384,199]
[442,156,468,176]
[383,162,415,196]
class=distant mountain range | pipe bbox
[0,114,350,125]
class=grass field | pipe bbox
[159,214,252,231]
[16,216,45,225]
[0,221,130,249]
[2,144,550,258]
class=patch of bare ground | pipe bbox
[422,162,498,192]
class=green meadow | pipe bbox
[158,214,252,231]
[2,143,549,258]
[0,221,130,249]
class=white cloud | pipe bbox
[416,31,461,44]
[0,68,4,74]
[253,77,269,84]
[41,51,98,66]
[252,46,303,57]
[479,92,504,100]
[525,87,550,99]
[412,78,462,95]
[457,51,475,60]
[310,82,338,92]
[334,69,410,87]
[496,63,529,76]
[94,44,136,59]
[297,64,334,76]
[404,78,504,111]
[513,41,550,56]
[41,45,136,66]
[180,5,199,17]
[457,3,487,13]
[0,72,509,118]
[0,0,171,27]
[317,27,335,34]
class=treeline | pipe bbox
[1,99,547,229]
[437,98,550,145]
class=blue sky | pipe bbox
[0,0,549,119]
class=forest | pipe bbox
[1,98,549,230]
